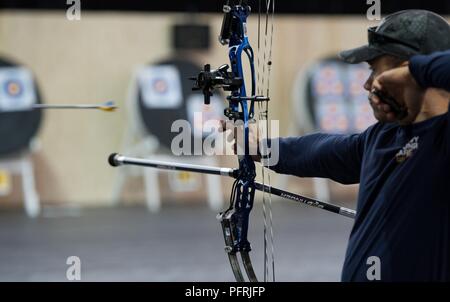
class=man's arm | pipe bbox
[268,132,365,185]
[409,50,450,91]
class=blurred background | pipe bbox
[0,0,448,281]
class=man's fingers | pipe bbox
[381,103,393,113]
[371,95,381,106]
[372,78,383,91]
[219,120,225,133]
[375,68,398,86]
[220,119,259,156]
[219,120,236,133]
[386,112,396,122]
[369,90,381,105]
[226,130,235,143]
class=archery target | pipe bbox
[311,62,349,133]
[137,59,224,151]
[306,58,375,134]
[0,67,36,112]
[348,64,375,132]
[137,65,182,109]
[0,58,42,157]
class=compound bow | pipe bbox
[109,0,356,282]
[191,0,269,282]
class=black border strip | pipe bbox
[0,0,449,15]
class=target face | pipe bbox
[307,59,375,133]
[0,67,36,111]
[0,60,42,156]
[4,80,23,97]
[138,65,183,109]
[152,78,169,95]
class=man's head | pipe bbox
[340,10,450,123]
[341,9,450,90]
[340,10,450,64]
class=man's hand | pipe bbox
[219,120,261,162]
[371,65,425,124]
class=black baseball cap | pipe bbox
[340,10,450,64]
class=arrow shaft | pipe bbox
[109,154,356,219]
[32,104,103,110]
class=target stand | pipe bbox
[112,58,225,212]
[0,57,42,217]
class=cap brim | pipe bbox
[339,45,384,64]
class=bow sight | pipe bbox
[191,64,270,103]
[191,64,243,105]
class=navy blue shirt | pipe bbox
[409,50,450,91]
[270,106,450,281]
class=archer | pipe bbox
[229,9,450,281]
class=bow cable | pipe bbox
[256,0,276,282]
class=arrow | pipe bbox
[31,101,117,112]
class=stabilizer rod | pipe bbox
[108,153,356,219]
